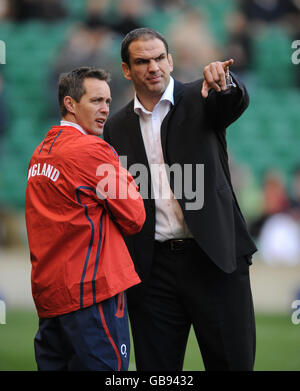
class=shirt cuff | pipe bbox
[226,73,237,88]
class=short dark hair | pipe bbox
[58,66,110,117]
[121,28,169,66]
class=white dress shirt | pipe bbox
[134,77,193,241]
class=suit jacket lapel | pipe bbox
[125,101,150,168]
[161,79,185,159]
[125,100,154,203]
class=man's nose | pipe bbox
[148,59,159,72]
[100,102,109,114]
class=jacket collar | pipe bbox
[161,79,184,157]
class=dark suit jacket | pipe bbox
[104,74,257,280]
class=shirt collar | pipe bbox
[60,120,88,135]
[134,76,174,115]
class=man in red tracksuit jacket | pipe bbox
[25,67,145,371]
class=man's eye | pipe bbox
[136,59,147,64]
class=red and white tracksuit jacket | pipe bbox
[25,125,145,318]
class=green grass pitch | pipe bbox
[0,310,299,371]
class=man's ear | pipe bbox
[121,62,132,81]
[63,96,76,114]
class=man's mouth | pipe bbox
[95,118,106,126]
[148,75,162,82]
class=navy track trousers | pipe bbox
[34,292,130,371]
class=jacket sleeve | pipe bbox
[74,139,146,236]
[205,72,249,130]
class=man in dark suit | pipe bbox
[104,28,257,371]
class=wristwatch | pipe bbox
[225,68,236,87]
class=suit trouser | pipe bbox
[128,240,256,371]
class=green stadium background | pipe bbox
[0,0,300,371]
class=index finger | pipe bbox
[222,59,234,69]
